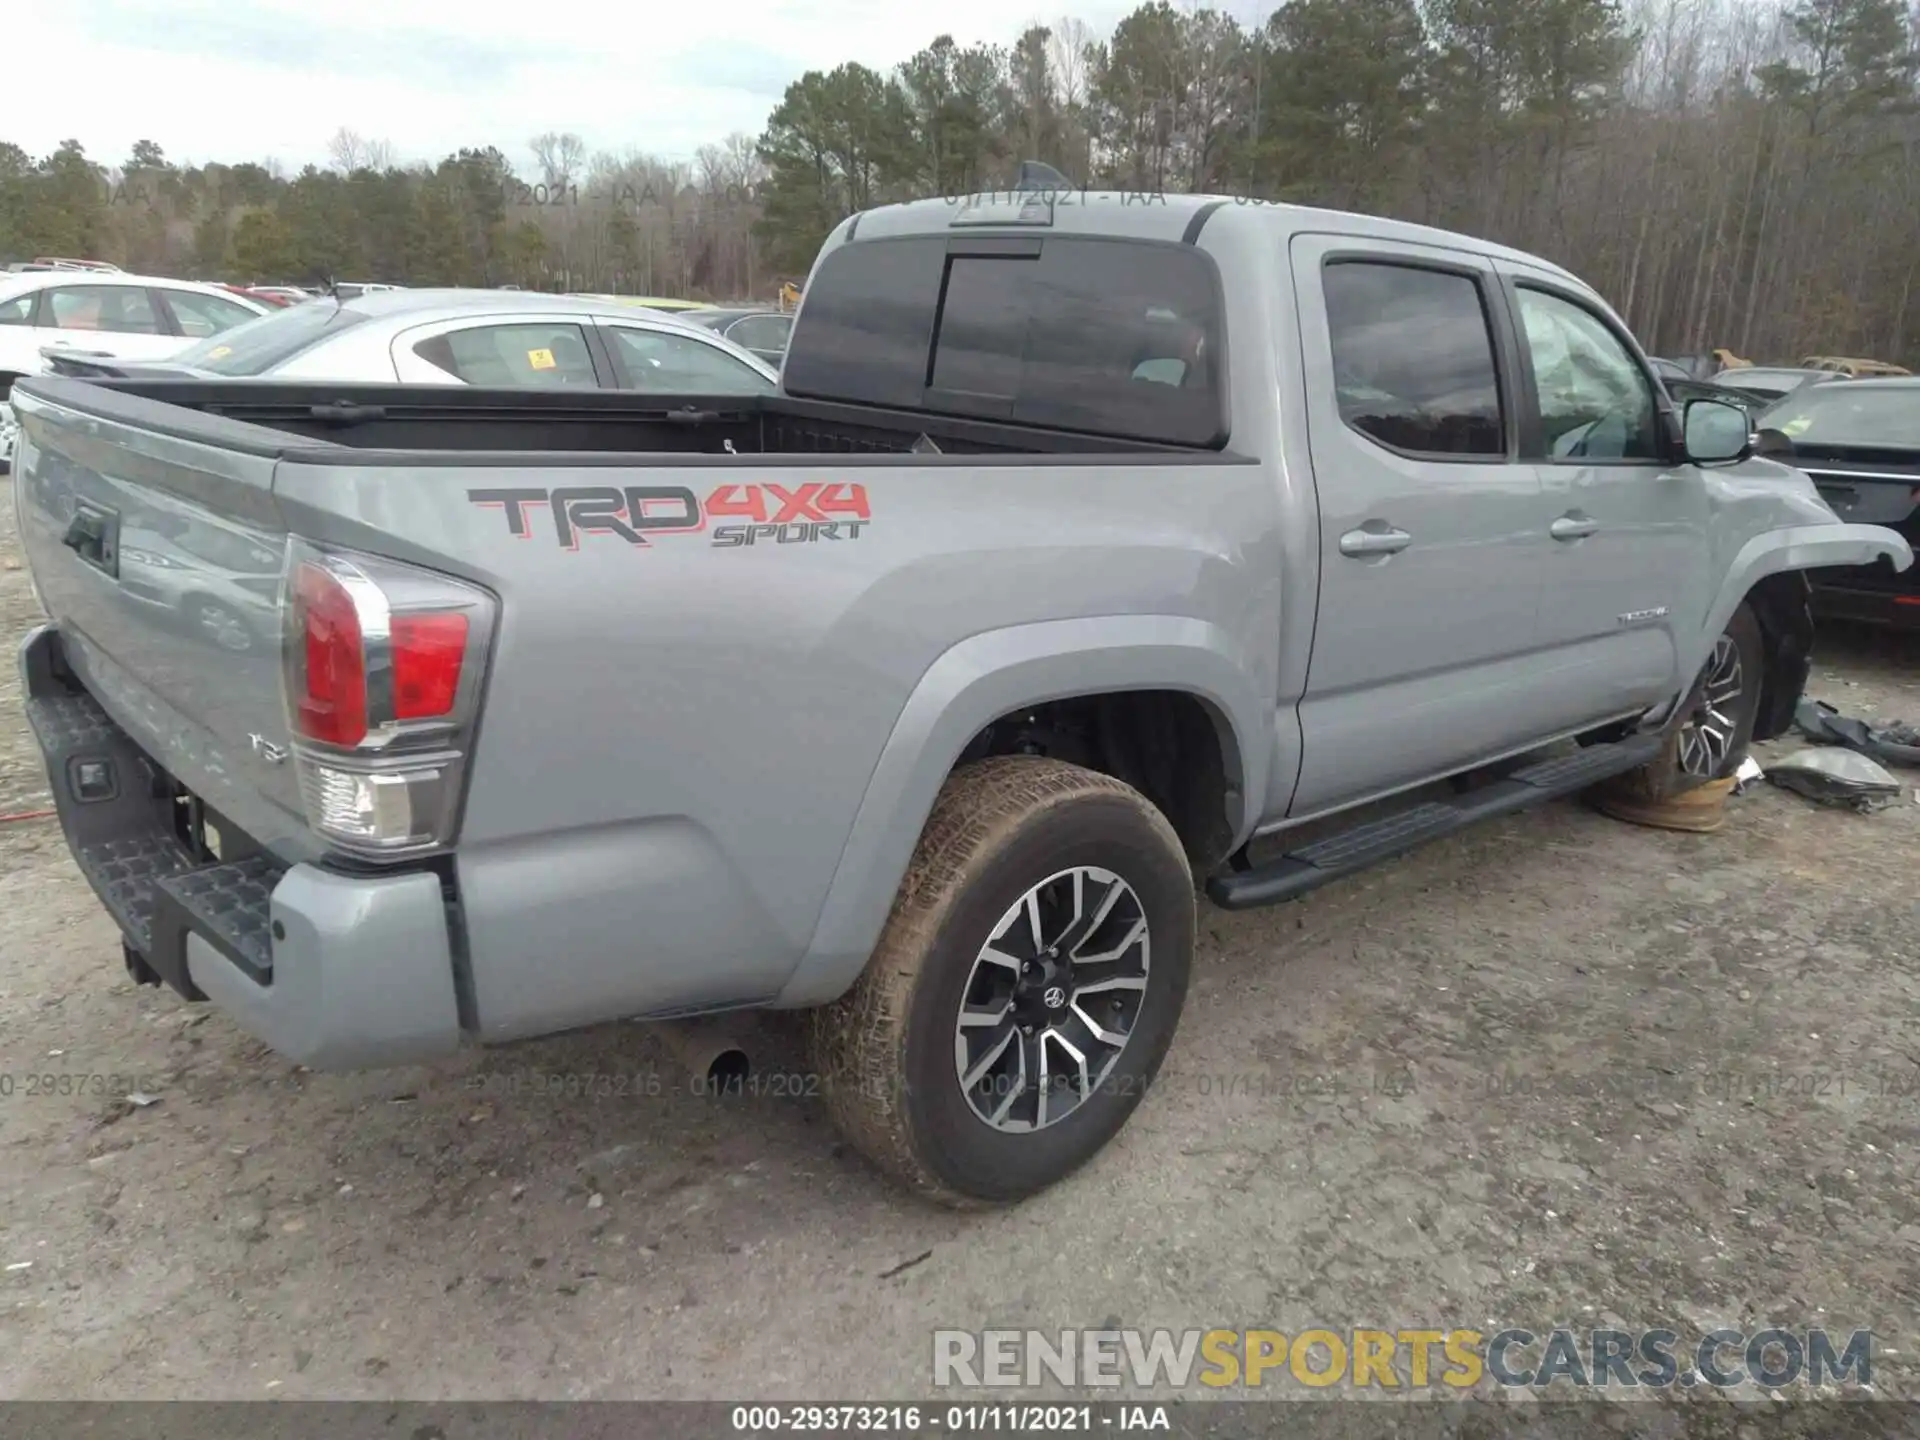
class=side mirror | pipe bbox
[1682,398,1754,465]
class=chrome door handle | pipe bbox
[1338,526,1412,558]
[1550,515,1599,541]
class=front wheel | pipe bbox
[808,756,1194,1207]
[1594,602,1766,807]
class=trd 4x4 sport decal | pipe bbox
[468,482,871,550]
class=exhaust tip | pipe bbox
[707,1047,751,1088]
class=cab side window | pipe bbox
[413,323,599,387]
[726,315,791,353]
[163,289,261,338]
[1514,287,1661,461]
[1323,260,1506,457]
[46,285,161,335]
[606,327,776,394]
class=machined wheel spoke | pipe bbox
[1056,869,1123,958]
[1074,973,1146,997]
[988,1040,1028,1125]
[1070,1000,1127,1047]
[962,1025,1018,1091]
[979,946,1025,974]
[1075,915,1147,966]
[1033,1033,1051,1128]
[1049,1029,1093,1099]
[1024,890,1046,955]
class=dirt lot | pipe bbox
[1,479,1917,1409]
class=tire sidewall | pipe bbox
[898,790,1194,1202]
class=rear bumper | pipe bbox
[19,623,464,1070]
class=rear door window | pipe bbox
[413,323,600,387]
[726,315,791,352]
[604,326,776,393]
[0,292,35,325]
[781,235,1227,447]
[45,285,161,334]
[160,288,260,338]
[1322,260,1506,457]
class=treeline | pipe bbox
[2,0,1917,361]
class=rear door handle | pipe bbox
[1338,526,1412,557]
[1550,514,1599,541]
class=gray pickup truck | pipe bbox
[11,189,1911,1207]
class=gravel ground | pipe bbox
[1,477,1917,1414]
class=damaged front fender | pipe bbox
[1692,521,1912,676]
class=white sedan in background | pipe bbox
[0,271,269,468]
[109,288,781,394]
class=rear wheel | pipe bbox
[809,756,1194,1207]
[1593,602,1765,807]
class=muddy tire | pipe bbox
[808,756,1194,1208]
[1592,602,1766,808]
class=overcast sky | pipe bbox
[9,0,1143,175]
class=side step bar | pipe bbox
[1207,733,1665,911]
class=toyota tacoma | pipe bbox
[10,188,1911,1206]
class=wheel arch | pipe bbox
[775,616,1267,1008]
[1681,522,1912,724]
[1741,571,1814,743]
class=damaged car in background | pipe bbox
[1754,377,1920,628]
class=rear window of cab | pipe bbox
[781,235,1228,449]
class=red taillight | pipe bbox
[280,540,494,855]
[392,612,468,718]
[293,561,367,746]
[292,560,469,744]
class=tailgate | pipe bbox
[11,379,315,860]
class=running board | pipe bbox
[1206,733,1665,911]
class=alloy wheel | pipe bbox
[953,865,1150,1134]
[1676,633,1743,778]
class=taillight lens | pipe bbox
[392,613,468,720]
[293,561,368,745]
[280,541,495,857]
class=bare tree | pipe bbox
[326,127,366,173]
[529,131,589,189]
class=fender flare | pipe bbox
[773,615,1269,1007]
[1682,522,1911,688]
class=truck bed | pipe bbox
[15,376,1215,460]
[9,367,1268,1051]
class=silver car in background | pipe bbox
[20,291,779,656]
[138,289,781,392]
